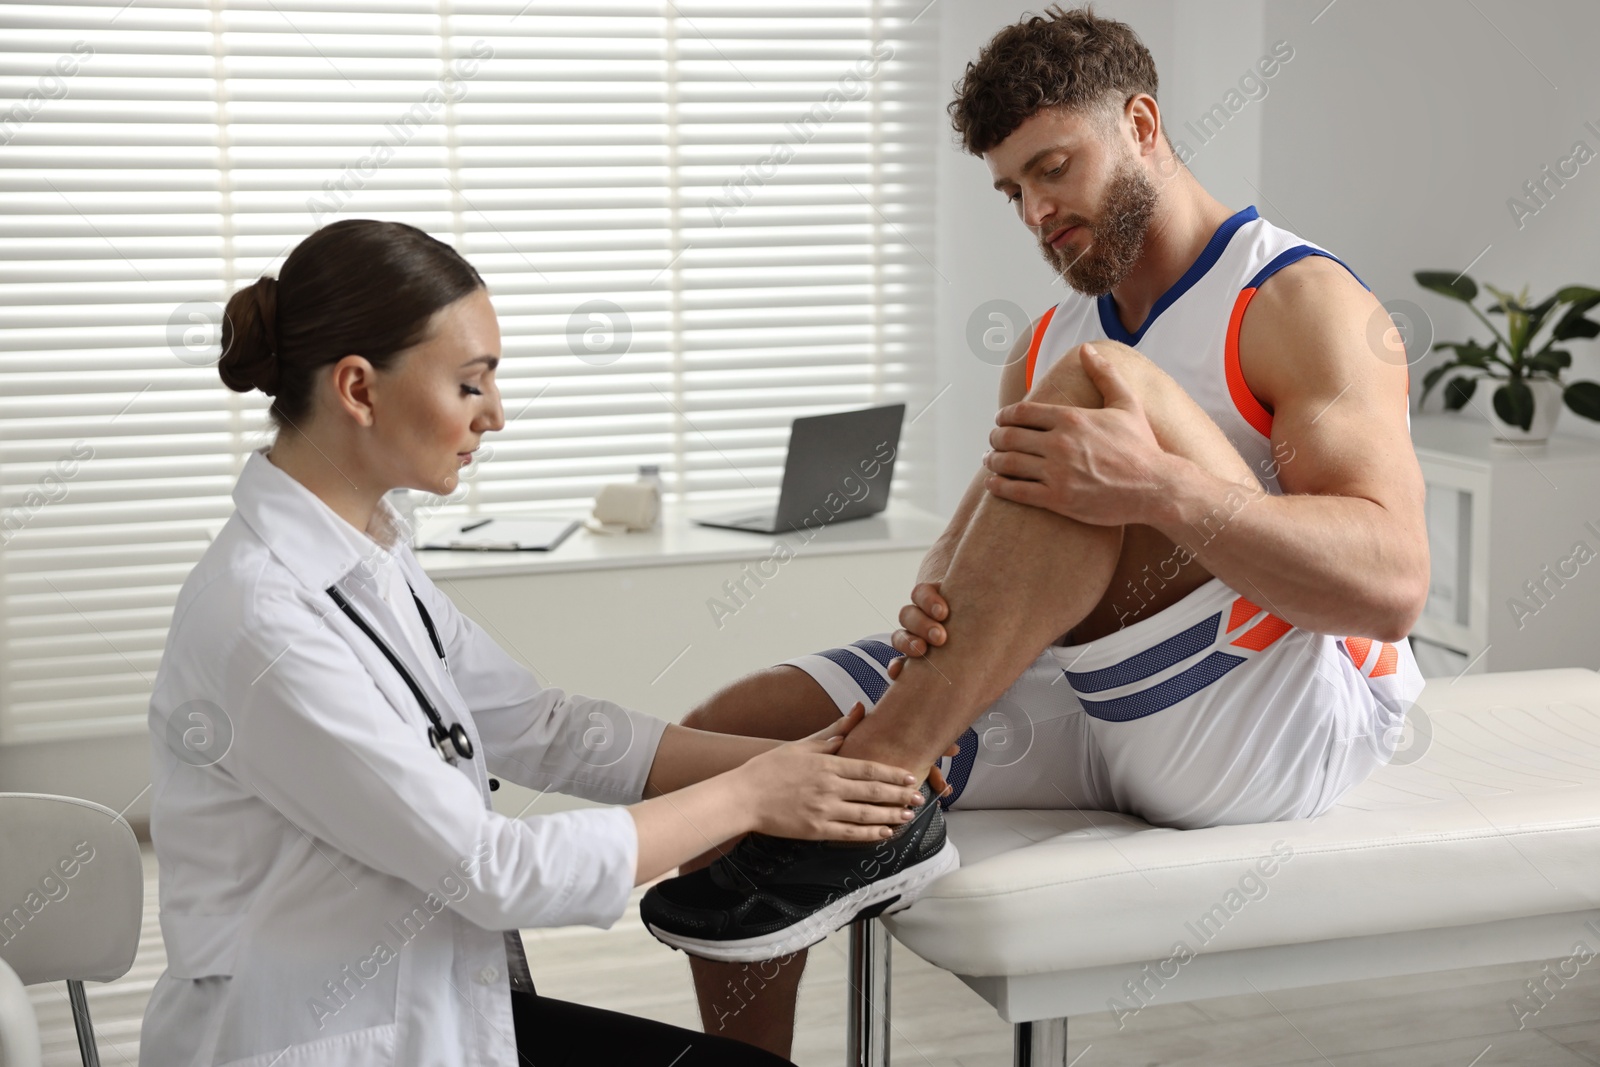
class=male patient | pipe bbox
[642,5,1429,1055]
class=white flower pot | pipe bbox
[1488,377,1565,444]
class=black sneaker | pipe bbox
[640,780,959,962]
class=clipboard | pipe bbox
[419,516,581,552]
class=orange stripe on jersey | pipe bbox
[1023,306,1057,392]
[1224,288,1274,438]
[1229,612,1292,651]
[1370,642,1399,678]
[1344,636,1372,670]
[1226,596,1262,633]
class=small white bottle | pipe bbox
[636,464,663,529]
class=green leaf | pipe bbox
[1419,361,1458,403]
[1493,378,1534,430]
[1565,380,1600,421]
[1551,306,1600,341]
[1443,375,1477,410]
[1525,349,1572,374]
[1448,339,1496,368]
[1555,285,1600,306]
[1525,293,1560,340]
[1508,310,1530,356]
[1484,284,1530,356]
[1415,271,1478,303]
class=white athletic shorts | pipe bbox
[782,576,1425,830]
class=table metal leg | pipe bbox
[846,918,892,1067]
[1013,1017,1069,1067]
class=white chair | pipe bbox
[846,666,1600,1065]
[0,956,42,1067]
[0,794,143,1067]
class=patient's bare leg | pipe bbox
[837,340,1259,775]
[673,341,1260,1056]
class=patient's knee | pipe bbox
[679,704,717,732]
[1027,338,1156,409]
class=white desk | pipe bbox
[415,499,947,817]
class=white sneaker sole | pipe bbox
[646,838,960,963]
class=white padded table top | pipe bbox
[884,668,1600,978]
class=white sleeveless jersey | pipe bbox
[1023,205,1410,495]
[1018,205,1422,699]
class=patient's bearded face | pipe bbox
[1041,150,1158,297]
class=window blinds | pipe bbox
[0,0,938,744]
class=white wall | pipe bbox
[931,0,1272,512]
[1260,0,1600,441]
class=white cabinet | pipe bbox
[1409,414,1600,676]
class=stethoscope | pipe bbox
[325,582,475,766]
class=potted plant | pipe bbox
[1414,271,1600,442]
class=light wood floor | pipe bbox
[26,845,1600,1066]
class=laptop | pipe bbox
[693,403,906,535]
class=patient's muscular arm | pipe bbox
[1146,255,1430,642]
[975,259,1427,642]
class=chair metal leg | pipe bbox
[1013,1017,1069,1067]
[67,979,101,1067]
[846,918,891,1067]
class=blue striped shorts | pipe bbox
[781,577,1424,829]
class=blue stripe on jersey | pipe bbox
[818,647,889,704]
[1063,611,1223,694]
[1097,205,1259,345]
[1079,650,1247,723]
[1245,244,1369,293]
[851,639,902,668]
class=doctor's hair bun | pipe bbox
[218,276,281,397]
[213,220,485,433]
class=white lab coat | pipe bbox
[140,447,668,1066]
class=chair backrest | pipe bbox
[0,955,42,1067]
[0,793,142,986]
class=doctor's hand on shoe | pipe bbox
[731,703,931,842]
[641,669,964,962]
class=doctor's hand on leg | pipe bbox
[632,705,935,884]
[730,704,930,841]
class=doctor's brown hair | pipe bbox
[948,4,1160,156]
[217,219,485,431]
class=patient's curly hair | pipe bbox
[949,4,1161,156]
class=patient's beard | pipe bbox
[1042,158,1158,297]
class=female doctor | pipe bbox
[139,219,933,1067]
